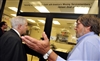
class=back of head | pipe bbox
[77,14,100,35]
[0,21,6,27]
[10,16,27,29]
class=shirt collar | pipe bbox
[12,28,20,36]
[77,32,95,43]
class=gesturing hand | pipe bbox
[21,32,51,55]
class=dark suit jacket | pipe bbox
[0,28,4,37]
[0,29,42,61]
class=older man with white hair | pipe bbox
[0,16,42,61]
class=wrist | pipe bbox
[48,51,58,61]
[43,49,52,59]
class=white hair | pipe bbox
[10,16,27,29]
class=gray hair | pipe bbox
[10,16,27,29]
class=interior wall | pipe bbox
[29,25,44,39]
[51,26,76,43]
[2,14,12,30]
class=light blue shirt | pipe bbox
[56,32,100,61]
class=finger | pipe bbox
[24,40,39,52]
[21,36,29,43]
[27,43,37,50]
[21,36,36,49]
[21,36,33,44]
[23,36,38,44]
[42,32,49,41]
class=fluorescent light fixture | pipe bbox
[74,7,89,14]
[34,6,49,13]
[27,19,36,23]
[53,21,60,25]
[72,37,76,39]
[8,7,23,12]
[38,20,60,25]
[30,1,42,6]
[30,1,49,12]
[11,14,16,17]
[38,20,45,23]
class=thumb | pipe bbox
[42,32,49,41]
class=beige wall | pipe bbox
[51,26,76,43]
[50,26,76,52]
[2,14,11,27]
[29,25,44,39]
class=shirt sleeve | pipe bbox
[56,56,66,61]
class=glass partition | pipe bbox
[4,0,19,17]
[3,0,98,20]
[21,0,97,14]
[26,17,46,39]
[50,18,77,53]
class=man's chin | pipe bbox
[76,35,80,38]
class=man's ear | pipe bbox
[87,26,91,30]
[18,24,22,29]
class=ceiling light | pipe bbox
[8,7,23,12]
[38,20,45,23]
[30,1,42,6]
[72,37,76,39]
[27,19,36,23]
[34,6,49,13]
[53,21,60,25]
[74,7,89,14]
[30,1,49,12]
[11,14,16,17]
